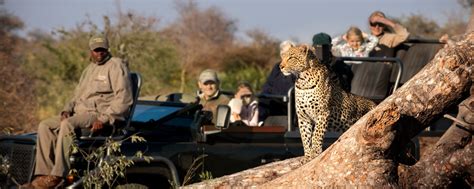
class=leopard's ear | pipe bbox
[280,40,296,54]
[302,44,316,59]
[309,46,317,57]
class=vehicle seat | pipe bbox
[350,62,393,103]
[390,43,443,84]
[77,72,142,139]
[263,115,288,127]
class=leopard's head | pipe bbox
[279,44,318,76]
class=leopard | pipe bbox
[279,44,376,161]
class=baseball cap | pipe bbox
[89,35,109,50]
[199,69,219,83]
[312,32,332,46]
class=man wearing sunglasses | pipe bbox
[368,11,410,57]
[22,35,133,188]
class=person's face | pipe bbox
[199,80,218,98]
[347,35,362,50]
[369,17,384,36]
[90,48,109,63]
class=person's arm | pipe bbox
[261,63,281,94]
[62,65,90,116]
[331,35,344,46]
[248,103,259,126]
[363,34,379,55]
[373,15,410,48]
[97,60,133,125]
[242,102,259,126]
[372,16,396,28]
[228,98,242,122]
[331,36,345,57]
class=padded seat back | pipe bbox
[350,62,393,101]
[390,43,443,84]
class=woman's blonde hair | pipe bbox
[368,11,392,33]
[369,11,385,21]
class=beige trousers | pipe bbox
[34,113,97,177]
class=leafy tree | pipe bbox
[162,0,237,93]
[397,14,441,38]
[0,8,38,133]
[23,12,179,119]
[19,0,282,121]
[458,0,474,32]
[220,29,280,92]
[396,13,466,39]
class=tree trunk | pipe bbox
[183,32,474,188]
[180,68,186,93]
[399,98,474,187]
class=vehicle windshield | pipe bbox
[132,101,186,123]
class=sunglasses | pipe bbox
[369,22,384,27]
[241,94,252,98]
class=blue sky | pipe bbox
[4,0,466,43]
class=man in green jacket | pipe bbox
[197,69,230,124]
[22,35,133,188]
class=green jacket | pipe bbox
[198,91,230,124]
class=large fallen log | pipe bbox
[184,32,474,188]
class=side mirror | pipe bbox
[215,105,230,130]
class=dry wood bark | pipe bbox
[183,32,474,188]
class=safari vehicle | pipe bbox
[0,39,450,188]
[0,74,312,188]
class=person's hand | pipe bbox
[342,34,348,41]
[362,32,368,39]
[235,90,244,99]
[91,120,104,133]
[232,113,241,121]
[60,111,72,121]
[371,15,395,28]
[370,15,385,24]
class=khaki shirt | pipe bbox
[199,91,230,124]
[378,24,410,48]
[63,57,133,125]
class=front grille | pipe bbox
[0,138,36,186]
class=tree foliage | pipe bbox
[22,12,180,120]
[397,13,466,38]
[162,0,237,93]
[8,0,279,125]
[0,8,38,133]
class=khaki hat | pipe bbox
[199,69,219,83]
[89,35,109,50]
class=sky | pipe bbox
[4,0,466,43]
